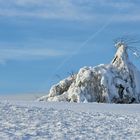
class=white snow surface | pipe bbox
[39,43,140,103]
[0,100,140,140]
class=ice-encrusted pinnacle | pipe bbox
[112,42,129,70]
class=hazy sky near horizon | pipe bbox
[0,0,140,95]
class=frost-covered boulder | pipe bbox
[38,42,140,103]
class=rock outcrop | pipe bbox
[39,42,140,103]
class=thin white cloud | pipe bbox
[0,0,83,20]
[0,0,139,22]
[0,47,68,64]
[97,0,135,9]
[112,13,140,22]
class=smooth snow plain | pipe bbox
[0,100,140,140]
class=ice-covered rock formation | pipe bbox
[39,42,140,103]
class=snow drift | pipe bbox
[39,42,140,103]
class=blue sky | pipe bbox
[0,0,140,95]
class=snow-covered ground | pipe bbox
[0,100,140,140]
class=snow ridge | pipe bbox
[39,42,140,103]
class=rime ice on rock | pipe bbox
[39,42,140,103]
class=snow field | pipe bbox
[0,101,140,140]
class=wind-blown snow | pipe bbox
[39,43,140,103]
[0,100,140,140]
